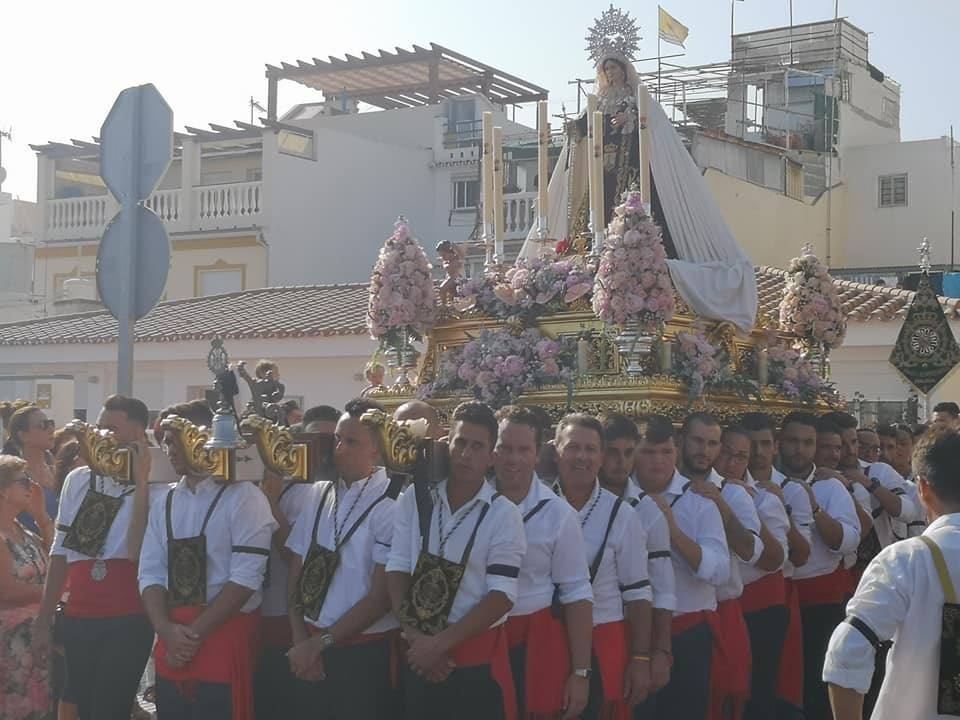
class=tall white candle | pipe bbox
[482,112,495,247]
[591,111,605,242]
[586,95,598,237]
[537,100,549,238]
[492,126,504,262]
[637,85,651,208]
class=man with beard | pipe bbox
[493,405,594,720]
[636,413,729,720]
[779,413,860,720]
[387,401,526,720]
[553,413,653,720]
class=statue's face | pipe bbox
[603,59,625,86]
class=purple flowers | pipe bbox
[421,327,576,406]
[779,246,847,350]
[367,216,438,350]
[766,344,836,403]
[593,189,676,329]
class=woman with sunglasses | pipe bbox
[0,453,54,719]
[2,406,59,533]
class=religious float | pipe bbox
[362,15,843,426]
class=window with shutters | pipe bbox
[878,174,907,208]
[452,179,480,210]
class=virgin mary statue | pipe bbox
[521,53,758,333]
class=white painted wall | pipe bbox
[842,137,958,269]
[262,96,533,286]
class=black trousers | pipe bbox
[156,677,231,720]
[296,637,397,720]
[743,605,790,720]
[254,645,297,720]
[800,603,844,720]
[61,613,154,720]
[402,660,506,720]
[633,620,712,720]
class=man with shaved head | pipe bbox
[393,400,442,440]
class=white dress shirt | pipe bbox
[260,480,313,618]
[823,513,960,719]
[707,470,763,602]
[791,469,861,581]
[52,466,170,563]
[286,469,398,633]
[501,478,593,617]
[890,472,927,540]
[554,480,651,625]
[663,471,730,615]
[855,460,921,547]
[624,478,677,612]
[387,478,525,627]
[139,477,278,612]
[770,467,814,578]
[743,471,789,586]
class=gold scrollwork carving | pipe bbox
[158,415,232,481]
[240,415,309,481]
[359,409,424,473]
[65,420,132,484]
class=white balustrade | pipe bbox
[43,181,263,240]
[502,191,537,240]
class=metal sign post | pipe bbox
[96,84,173,395]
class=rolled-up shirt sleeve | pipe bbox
[228,485,278,591]
[50,467,88,557]
[823,548,909,693]
[875,464,917,521]
[386,488,416,575]
[285,485,320,560]
[724,485,763,565]
[821,481,861,555]
[552,509,593,606]
[758,493,789,572]
[646,510,676,611]
[138,490,170,593]
[693,502,730,586]
[371,498,397,567]
[617,509,652,604]
[484,502,526,603]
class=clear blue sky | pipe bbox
[2,0,957,202]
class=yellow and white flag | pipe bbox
[658,6,689,48]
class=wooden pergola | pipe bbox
[264,43,548,117]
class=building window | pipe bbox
[246,168,263,182]
[278,129,315,160]
[878,173,907,208]
[452,179,480,210]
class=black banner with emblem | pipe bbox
[889,272,960,394]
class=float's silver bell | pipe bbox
[205,406,245,450]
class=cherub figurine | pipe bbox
[436,240,466,305]
[360,360,387,397]
[236,359,286,420]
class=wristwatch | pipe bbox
[867,479,881,494]
[573,667,592,679]
[319,632,335,650]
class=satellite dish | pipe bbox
[0,167,7,186]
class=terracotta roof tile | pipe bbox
[2,269,955,348]
[0,283,370,347]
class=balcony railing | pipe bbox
[43,181,263,241]
[503,191,537,240]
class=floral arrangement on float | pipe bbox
[764,343,837,404]
[592,189,676,374]
[779,244,847,368]
[672,329,759,403]
[456,254,597,324]
[366,216,438,384]
[420,327,577,406]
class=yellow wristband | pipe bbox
[631,654,651,662]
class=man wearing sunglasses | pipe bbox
[36,394,159,720]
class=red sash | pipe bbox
[709,599,752,720]
[450,625,518,720]
[592,620,629,720]
[155,607,260,720]
[260,615,292,649]
[306,625,401,687]
[671,609,710,636]
[794,565,849,607]
[65,560,143,618]
[775,579,803,709]
[505,608,570,717]
[740,571,786,615]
